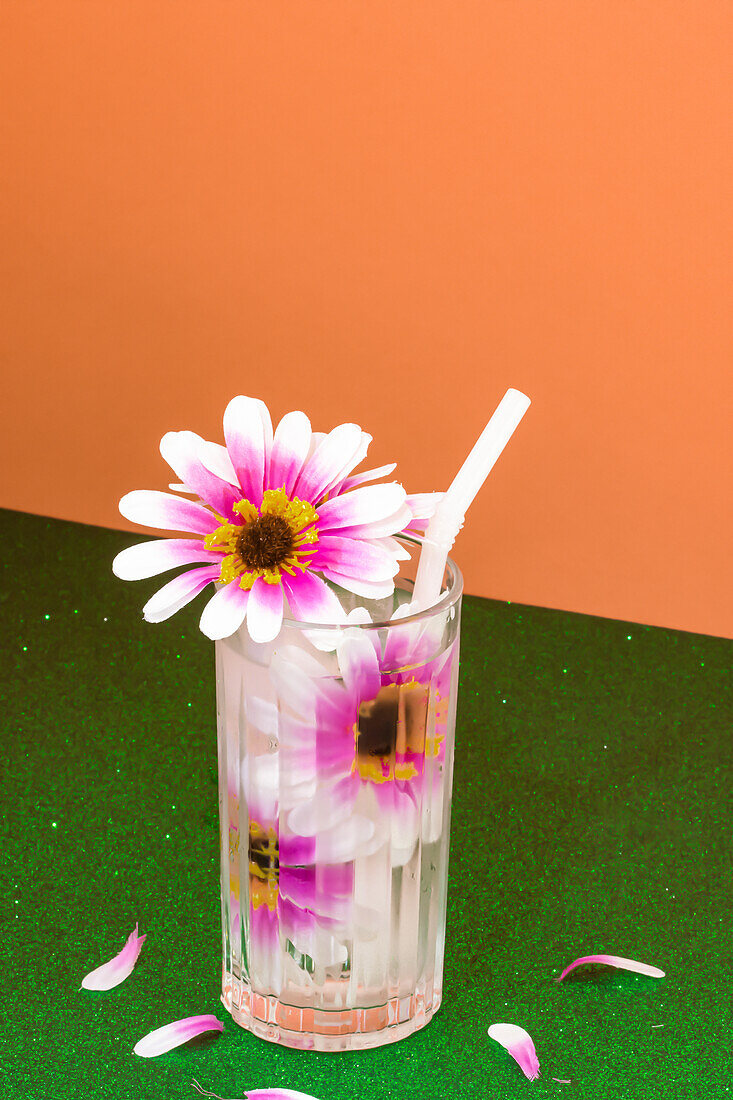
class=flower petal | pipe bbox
[294,423,364,504]
[160,431,239,515]
[488,1023,540,1081]
[337,630,381,699]
[119,490,217,537]
[281,571,346,625]
[319,570,396,600]
[373,535,412,561]
[113,539,220,581]
[247,579,285,643]
[269,411,312,496]
[223,395,272,506]
[325,430,373,498]
[402,491,443,533]
[311,535,399,582]
[199,583,250,640]
[133,1014,223,1058]
[316,483,407,533]
[338,462,397,494]
[191,1084,322,1100]
[80,924,146,991]
[246,1089,324,1099]
[143,565,220,623]
[557,954,665,981]
[197,440,239,486]
[327,503,414,540]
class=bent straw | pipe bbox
[410,388,531,612]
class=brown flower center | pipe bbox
[237,513,294,571]
[249,820,279,912]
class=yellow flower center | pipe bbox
[249,819,279,912]
[204,488,319,589]
[352,680,437,784]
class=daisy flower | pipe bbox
[270,622,458,861]
[113,396,438,644]
[224,751,377,995]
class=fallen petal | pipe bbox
[134,1015,223,1058]
[557,954,665,981]
[190,1086,322,1100]
[246,1092,324,1099]
[488,1023,540,1081]
[552,1079,572,1084]
[81,923,146,991]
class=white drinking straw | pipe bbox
[410,387,531,612]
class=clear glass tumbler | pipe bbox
[216,539,462,1051]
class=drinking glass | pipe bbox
[216,538,462,1051]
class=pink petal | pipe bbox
[197,440,239,487]
[282,571,346,625]
[323,506,414,541]
[488,1023,540,1081]
[133,1014,223,1058]
[160,431,239,515]
[119,490,217,537]
[402,492,444,534]
[223,395,272,506]
[269,411,312,495]
[199,583,250,640]
[316,482,407,532]
[311,535,399,582]
[80,923,146,991]
[557,954,665,981]
[405,491,443,521]
[338,462,397,493]
[372,534,412,561]
[325,430,373,497]
[142,565,220,623]
[246,579,285,643]
[319,569,396,600]
[337,631,381,699]
[191,1085,322,1100]
[552,1080,572,1085]
[246,1092,324,1100]
[112,538,220,581]
[294,423,364,504]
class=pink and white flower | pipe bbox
[224,751,379,990]
[113,396,437,643]
[270,623,457,860]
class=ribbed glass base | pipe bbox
[222,974,442,1051]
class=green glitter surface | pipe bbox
[2,508,731,1099]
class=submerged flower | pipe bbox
[113,396,436,643]
[271,620,457,861]
[224,753,376,992]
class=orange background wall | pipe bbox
[1,2,731,638]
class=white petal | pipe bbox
[246,580,284,643]
[339,462,397,492]
[119,489,216,536]
[294,423,364,504]
[223,395,271,505]
[316,482,408,532]
[81,924,146,991]
[320,570,396,600]
[488,1023,540,1081]
[315,814,375,862]
[195,440,239,486]
[113,538,217,580]
[269,410,312,495]
[133,1015,223,1058]
[142,566,220,623]
[199,583,249,641]
[288,796,354,837]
